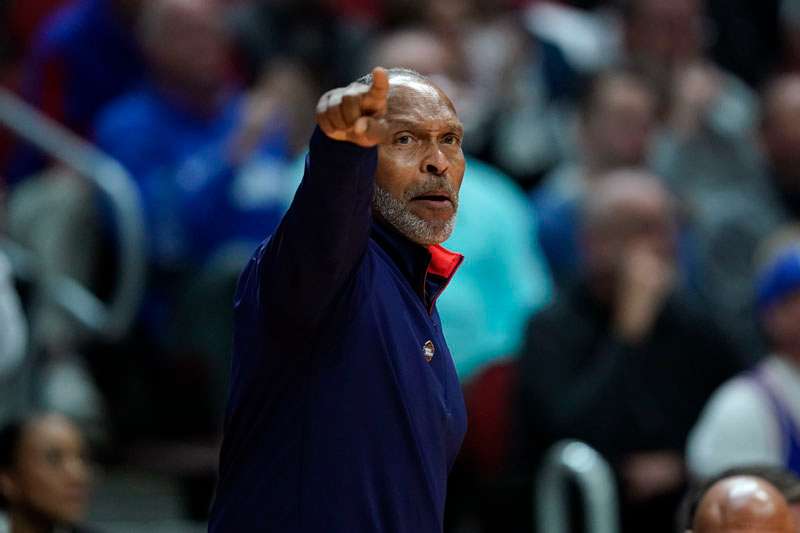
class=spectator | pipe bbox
[518,170,746,533]
[6,0,146,180]
[532,67,659,281]
[0,413,93,533]
[762,75,800,222]
[692,476,796,533]
[688,234,800,480]
[620,0,763,204]
[91,0,294,438]
[0,251,27,415]
[365,26,553,382]
[94,0,291,316]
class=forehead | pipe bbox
[384,78,461,128]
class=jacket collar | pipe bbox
[371,220,463,313]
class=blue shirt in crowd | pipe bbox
[8,0,145,180]
[209,129,468,532]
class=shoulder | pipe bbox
[687,371,779,478]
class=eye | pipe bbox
[442,134,461,145]
[394,134,414,145]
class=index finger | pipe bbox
[362,66,389,111]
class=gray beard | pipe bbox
[372,184,457,245]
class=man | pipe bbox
[209,67,468,532]
[688,236,800,481]
[365,26,553,383]
[531,68,659,281]
[692,476,796,533]
[518,170,745,533]
[6,0,145,180]
[681,467,800,532]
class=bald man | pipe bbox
[693,476,796,533]
[518,170,745,532]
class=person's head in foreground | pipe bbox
[318,67,465,246]
[0,413,92,533]
[682,466,800,532]
[756,232,800,365]
[692,475,797,533]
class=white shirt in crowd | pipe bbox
[687,356,800,480]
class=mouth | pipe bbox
[409,192,453,210]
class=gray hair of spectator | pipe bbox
[677,466,800,533]
[580,168,674,232]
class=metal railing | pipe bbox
[0,88,145,341]
[536,440,620,533]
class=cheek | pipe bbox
[376,149,416,198]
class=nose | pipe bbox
[421,143,449,177]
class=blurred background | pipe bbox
[2,0,800,531]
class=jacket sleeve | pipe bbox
[253,127,377,338]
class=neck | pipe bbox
[9,508,56,533]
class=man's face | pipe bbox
[147,0,229,95]
[765,290,800,360]
[373,78,466,245]
[763,79,800,185]
[0,416,91,526]
[583,77,657,170]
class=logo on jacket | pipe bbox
[423,340,435,363]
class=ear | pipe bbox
[0,471,20,504]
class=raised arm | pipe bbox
[254,67,391,336]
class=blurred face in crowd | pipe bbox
[693,476,796,533]
[625,0,704,71]
[581,74,658,172]
[373,75,466,245]
[764,290,800,362]
[762,76,800,187]
[583,173,678,285]
[0,415,92,527]
[140,0,230,97]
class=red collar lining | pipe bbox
[426,244,464,280]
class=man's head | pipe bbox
[692,476,796,533]
[138,0,229,99]
[578,69,659,173]
[0,413,91,527]
[362,69,466,246]
[761,75,800,188]
[756,231,800,362]
[623,0,705,73]
[682,467,800,532]
[581,170,678,291]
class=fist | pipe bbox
[316,66,390,147]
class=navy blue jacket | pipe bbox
[209,128,467,532]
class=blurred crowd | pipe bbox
[2,0,800,531]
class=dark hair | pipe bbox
[354,67,431,87]
[678,466,800,532]
[0,417,26,509]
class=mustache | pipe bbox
[403,177,458,205]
